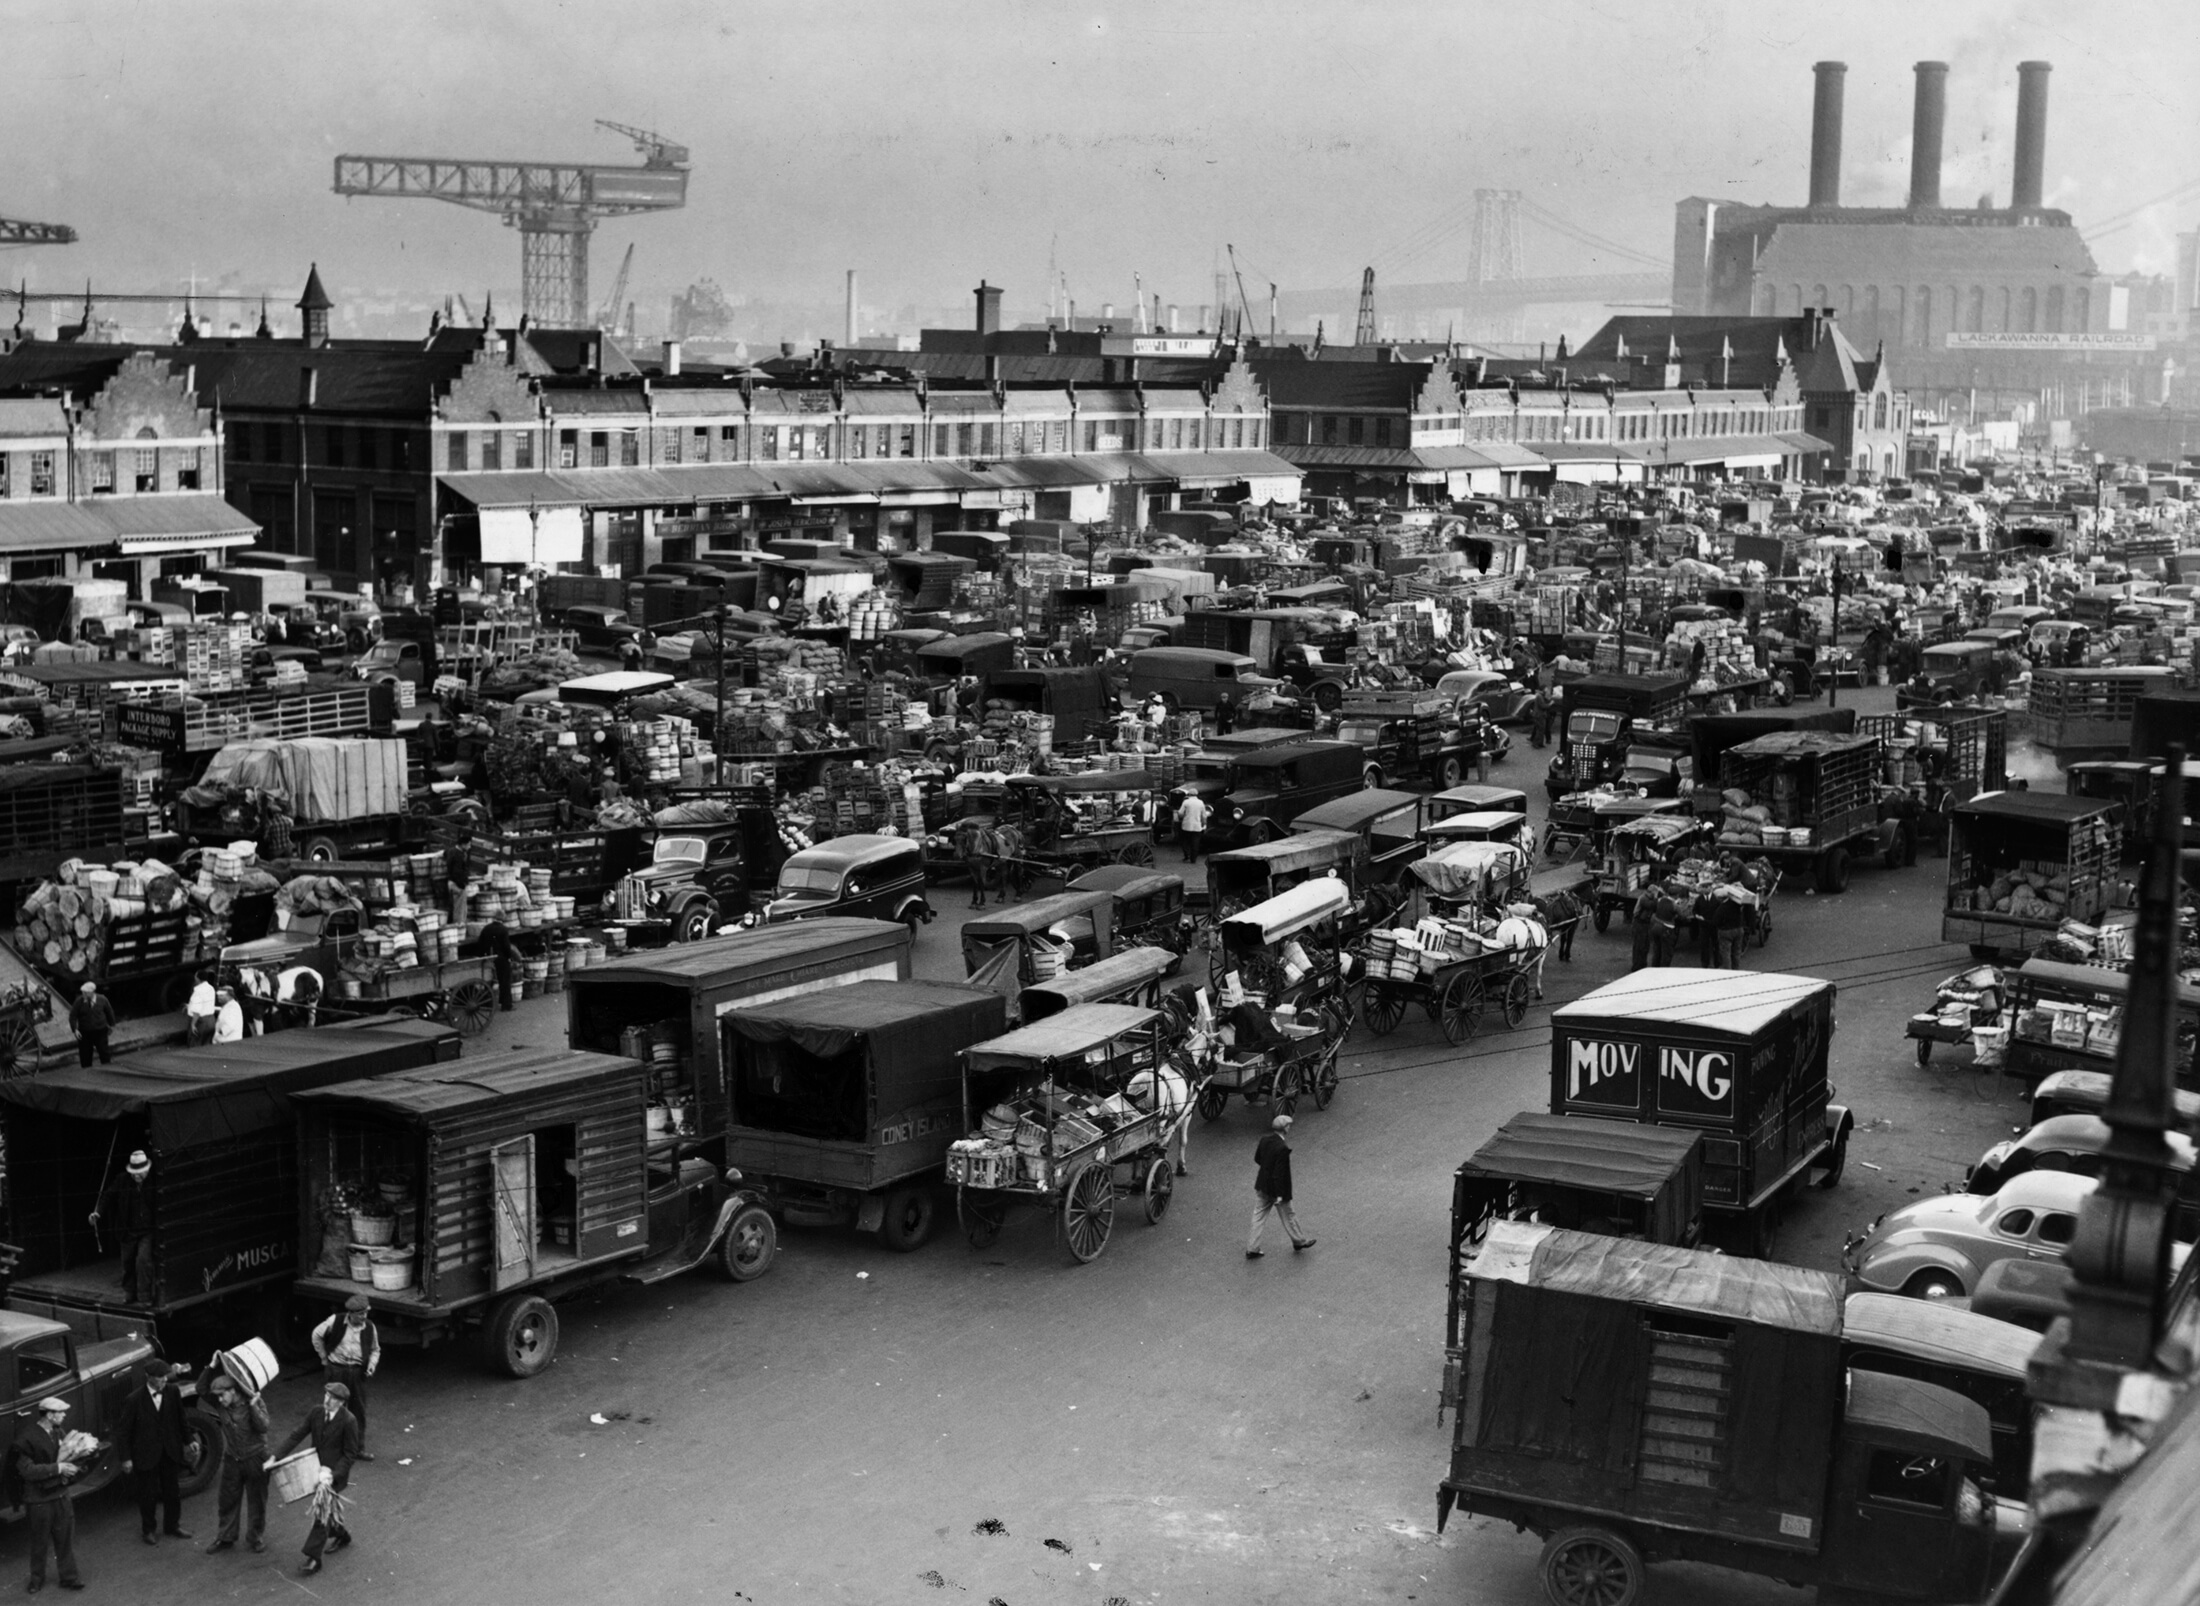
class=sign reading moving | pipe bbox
[1946,332,2156,352]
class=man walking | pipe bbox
[1175,790,1210,864]
[117,1360,192,1545]
[90,1149,155,1305]
[185,969,217,1047]
[1246,1114,1315,1259]
[69,982,114,1067]
[196,1366,271,1554]
[311,1295,380,1459]
[12,1396,85,1592]
[275,1381,361,1576]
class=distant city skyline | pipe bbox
[4,0,2191,342]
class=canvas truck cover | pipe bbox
[1688,708,1857,785]
[1447,1220,1843,1551]
[722,980,1007,1147]
[1459,1114,1702,1205]
[1549,969,1834,1130]
[198,737,407,822]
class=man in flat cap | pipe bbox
[117,1359,191,1544]
[275,1379,360,1576]
[309,1295,380,1461]
[89,1149,155,1306]
[10,1395,85,1591]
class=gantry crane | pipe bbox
[331,121,687,327]
[0,217,77,248]
[593,242,634,333]
[1353,267,1378,346]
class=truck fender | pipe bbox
[701,1187,772,1255]
[854,1195,887,1235]
[1825,1103,1855,1146]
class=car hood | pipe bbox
[764,892,835,922]
[627,862,703,887]
[1860,1190,1988,1245]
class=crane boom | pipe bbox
[594,243,634,332]
[0,218,77,248]
[1226,244,1256,340]
[330,122,688,326]
[1354,266,1377,346]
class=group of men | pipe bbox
[1626,863,1766,971]
[9,1296,378,1588]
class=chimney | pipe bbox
[1808,61,1847,209]
[973,280,1002,338]
[1908,61,1948,210]
[845,269,858,347]
[299,366,318,409]
[1165,303,1179,333]
[2013,60,2051,211]
[1102,303,1116,322]
[984,353,1000,385]
[662,340,682,376]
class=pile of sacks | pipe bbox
[1715,788,1778,847]
[1965,865,2073,920]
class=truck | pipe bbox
[178,736,414,863]
[1715,729,1910,893]
[1549,968,1852,1258]
[608,796,781,943]
[207,566,308,617]
[1543,672,1691,799]
[1172,607,1356,710]
[1688,707,1857,813]
[112,684,377,760]
[1449,1112,1705,1256]
[0,766,126,889]
[987,666,1114,745]
[564,919,916,1161]
[0,1017,461,1355]
[289,1047,775,1377]
[1336,689,1481,791]
[1942,793,2122,961]
[2029,665,2176,768]
[1436,1221,1999,1606]
[720,980,1009,1252]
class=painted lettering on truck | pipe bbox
[1567,1039,1639,1104]
[1659,1047,1732,1105]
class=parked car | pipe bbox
[1842,1169,2094,1299]
[1965,1112,2199,1235]
[1209,740,1369,850]
[1841,1291,2041,1501]
[564,605,647,655]
[763,834,932,930]
[1433,670,1533,726]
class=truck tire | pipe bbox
[1362,766,1384,790]
[301,835,342,864]
[1437,755,1463,789]
[1593,903,1611,934]
[878,1187,936,1253]
[177,1408,224,1499]
[719,1204,778,1281]
[1538,1525,1644,1606]
[674,900,718,944]
[486,1292,559,1378]
[1816,846,1850,894]
[1312,681,1342,713]
[1816,1124,1850,1188]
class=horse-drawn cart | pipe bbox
[326,954,501,1035]
[1194,880,1355,1122]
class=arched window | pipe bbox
[1998,287,2012,330]
[1873,394,1889,429]
[2018,288,2037,333]
[1967,286,1986,332]
[1788,284,1804,316]
[2045,286,2065,333]
[2075,287,2092,330]
[1811,283,1829,310]
[1914,287,1932,346]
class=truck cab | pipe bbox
[1544,673,1689,800]
[614,829,754,944]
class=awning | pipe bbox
[0,501,115,554]
[1777,431,1838,455]
[1158,449,1305,487]
[481,505,583,565]
[0,495,260,556]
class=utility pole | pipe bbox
[1828,554,1841,708]
[714,607,727,766]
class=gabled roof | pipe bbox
[1251,358,1431,410]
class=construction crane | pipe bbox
[0,217,77,249]
[331,121,688,328]
[593,242,634,333]
[1353,267,1377,345]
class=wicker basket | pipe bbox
[349,1211,396,1246]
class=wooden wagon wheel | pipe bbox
[958,1188,1006,1250]
[1438,972,1485,1046]
[1115,840,1156,868]
[1195,1082,1229,1122]
[1308,1035,1341,1111]
[1362,984,1406,1037]
[1060,1165,1114,1264]
[0,1014,38,1079]
[1141,1156,1174,1224]
[447,979,498,1036]
[1501,972,1533,1030]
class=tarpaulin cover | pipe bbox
[962,939,1023,1002]
[1206,827,1364,880]
[1218,878,1350,946]
[1410,841,1527,898]
[1019,945,1176,1019]
[1458,1113,1701,1199]
[0,1019,456,1151]
[960,890,1112,942]
[198,737,406,822]
[723,980,1006,1113]
[964,1003,1158,1073]
[1607,815,1703,846]
[1471,1219,1841,1335]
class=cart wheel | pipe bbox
[302,836,341,864]
[0,1015,38,1079]
[718,1204,778,1281]
[1363,986,1406,1037]
[485,1292,559,1378]
[1061,1165,1115,1264]
[1310,1044,1340,1111]
[1115,840,1156,868]
[958,1188,1006,1249]
[1593,903,1611,934]
[1538,1525,1645,1606]
[1142,1157,1174,1224]
[1195,1083,1229,1123]
[1756,903,1773,948]
[1439,973,1485,1046]
[448,979,498,1036]
[1275,1060,1303,1117]
[1915,1037,1932,1066]
[1502,972,1532,1029]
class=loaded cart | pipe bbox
[290,1048,779,1378]
[719,981,1009,1252]
[1941,793,2122,961]
[1197,880,1355,1118]
[1549,969,1852,1258]
[1360,859,1543,1046]
[1714,730,1908,893]
[946,1002,1201,1264]
[1435,1222,2000,1606]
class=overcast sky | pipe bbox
[4,0,2192,325]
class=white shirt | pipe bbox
[213,1000,246,1043]
[1176,795,1211,833]
[187,981,216,1019]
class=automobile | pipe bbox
[1965,1112,2199,1231]
[0,624,40,662]
[126,599,196,629]
[763,834,932,930]
[1841,1290,2042,1500]
[1433,669,1534,726]
[1209,740,1368,850]
[1842,1169,2094,1300]
[1617,744,1692,797]
[247,643,326,675]
[563,604,647,654]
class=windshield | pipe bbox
[1569,711,1621,743]
[652,837,708,867]
[776,866,844,894]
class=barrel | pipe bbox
[217,1338,280,1397]
[267,1448,322,1505]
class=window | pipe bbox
[1249,419,1262,448]
[979,423,996,457]
[1994,1208,2036,1238]
[1321,415,1338,445]
[898,426,915,458]
[1188,418,1201,450]
[513,431,533,471]
[1375,417,1391,448]
[935,424,951,458]
[620,431,639,467]
[759,426,778,461]
[14,1334,70,1393]
[0,455,9,495]
[787,425,806,461]
[551,429,574,470]
[721,424,742,457]
[662,428,680,465]
[848,424,868,460]
[318,426,342,469]
[90,451,114,492]
[1233,417,1245,449]
[1812,406,1831,430]
[693,426,711,463]
[393,432,411,471]
[2037,1212,2077,1246]
[589,432,609,468]
[177,447,201,490]
[956,423,975,458]
[1007,422,1023,455]
[1864,1449,1950,1512]
[481,432,501,471]
[133,445,157,490]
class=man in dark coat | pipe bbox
[117,1360,191,1544]
[275,1380,362,1576]
[90,1149,155,1305]
[1246,1114,1314,1259]
[196,1366,271,1553]
[68,983,114,1067]
[12,1396,85,1591]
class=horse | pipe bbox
[957,820,1027,907]
[1530,889,1584,964]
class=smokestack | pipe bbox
[1908,61,1947,210]
[844,270,857,347]
[1808,61,1847,209]
[1165,303,1179,333]
[2013,60,2051,211]
[973,280,1002,338]
[661,340,682,376]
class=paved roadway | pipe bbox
[50,684,2048,1606]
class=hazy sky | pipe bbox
[4,0,2193,324]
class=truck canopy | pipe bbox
[1844,1367,1993,1464]
[1689,708,1856,784]
[1471,1217,1841,1334]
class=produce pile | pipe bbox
[14,854,211,983]
[477,647,586,701]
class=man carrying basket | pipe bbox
[274,1380,361,1577]
[196,1365,271,1554]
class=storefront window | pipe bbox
[514,432,534,470]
